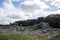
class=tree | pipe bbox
[45,14,60,28]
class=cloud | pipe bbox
[20,0,49,12]
[20,4,40,12]
[44,6,60,11]
[41,0,60,11]
[0,0,60,24]
[51,0,60,8]
[7,14,22,19]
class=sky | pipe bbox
[0,0,60,24]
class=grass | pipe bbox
[49,36,60,40]
[0,32,60,40]
[0,33,39,40]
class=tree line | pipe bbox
[0,14,60,28]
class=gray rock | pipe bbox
[37,22,49,29]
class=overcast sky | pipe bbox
[0,0,60,24]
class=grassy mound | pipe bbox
[0,33,39,40]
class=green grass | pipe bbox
[0,33,39,40]
[49,36,60,40]
[0,33,60,40]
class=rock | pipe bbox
[37,22,49,29]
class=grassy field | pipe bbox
[0,33,60,40]
[0,33,39,40]
[49,36,60,40]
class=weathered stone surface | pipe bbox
[37,22,49,29]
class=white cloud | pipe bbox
[43,10,60,17]
[0,0,34,24]
[44,0,50,2]
[21,0,49,9]
[51,0,60,8]
[44,0,54,2]
[0,0,60,24]
[3,0,15,10]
